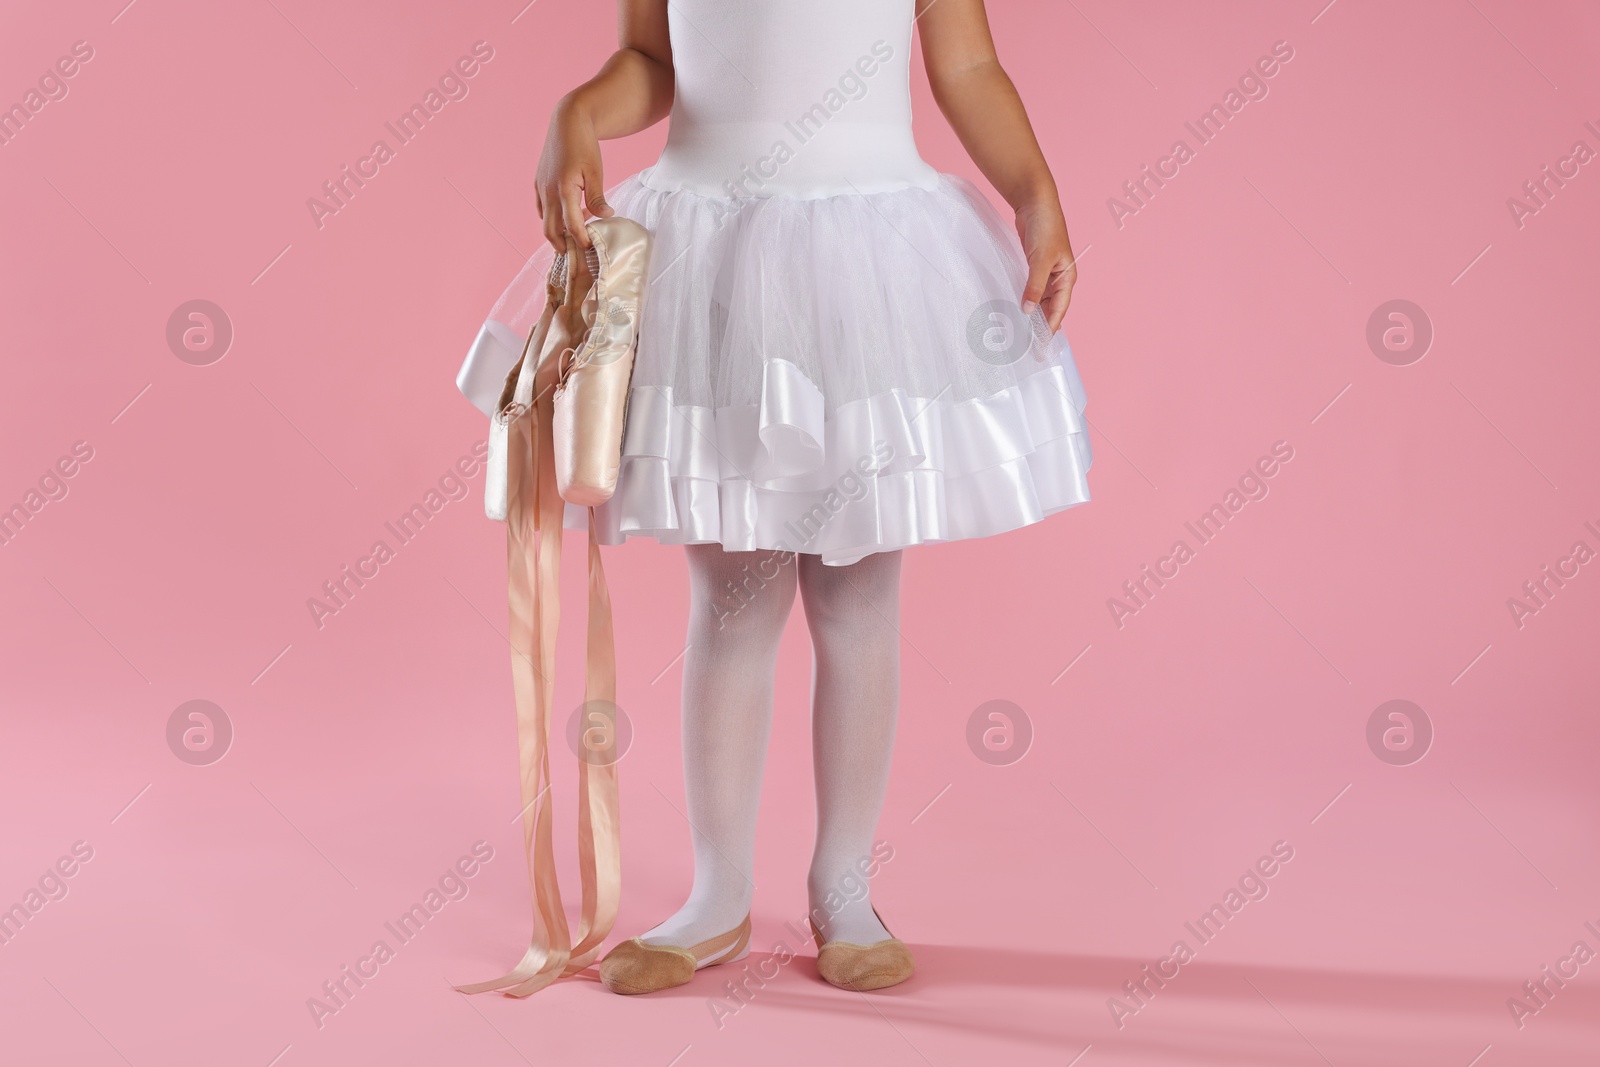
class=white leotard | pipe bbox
[642,0,940,199]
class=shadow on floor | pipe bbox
[541,941,1600,1065]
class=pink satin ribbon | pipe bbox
[457,254,622,998]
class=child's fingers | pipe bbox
[1046,264,1076,332]
[560,180,592,248]
[586,168,615,218]
[541,193,568,250]
[1021,255,1052,315]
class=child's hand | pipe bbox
[536,98,614,250]
[1015,199,1078,333]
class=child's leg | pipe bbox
[639,544,797,948]
[797,550,902,945]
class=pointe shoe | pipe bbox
[598,916,752,995]
[808,907,915,991]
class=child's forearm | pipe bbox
[928,60,1058,212]
[559,47,675,139]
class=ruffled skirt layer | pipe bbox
[462,170,1092,565]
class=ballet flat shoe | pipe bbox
[599,915,751,995]
[808,908,915,992]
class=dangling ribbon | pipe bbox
[457,242,622,997]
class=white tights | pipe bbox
[640,545,901,951]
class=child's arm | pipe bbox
[917,0,1078,330]
[537,0,674,248]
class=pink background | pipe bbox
[3,1,1599,1064]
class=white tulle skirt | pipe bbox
[460,169,1092,565]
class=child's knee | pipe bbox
[698,552,796,635]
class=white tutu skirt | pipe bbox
[459,170,1092,565]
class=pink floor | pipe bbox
[4,1,1599,1064]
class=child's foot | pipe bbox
[599,914,752,995]
[806,903,914,991]
[637,896,754,953]
[807,893,893,945]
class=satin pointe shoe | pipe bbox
[551,216,651,507]
[598,916,752,995]
[808,907,915,991]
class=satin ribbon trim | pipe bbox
[585,359,1092,564]
[457,254,622,999]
